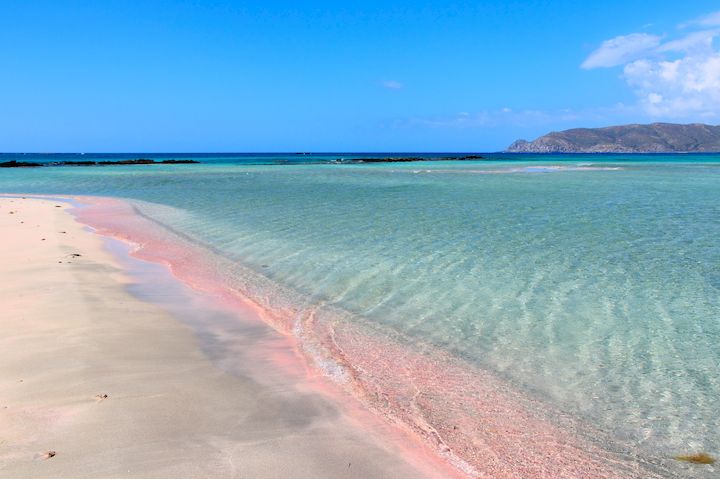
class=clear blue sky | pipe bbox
[2,1,719,152]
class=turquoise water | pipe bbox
[3,155,720,473]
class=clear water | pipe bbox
[3,154,720,472]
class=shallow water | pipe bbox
[3,154,719,476]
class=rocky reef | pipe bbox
[334,155,484,163]
[0,159,199,168]
[0,161,42,168]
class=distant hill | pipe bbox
[506,123,720,153]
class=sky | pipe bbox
[1,1,720,152]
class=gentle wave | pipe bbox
[73,195,673,478]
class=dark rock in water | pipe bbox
[99,159,156,165]
[354,157,426,163]
[61,161,98,166]
[0,160,42,168]
[2,158,201,168]
[338,155,484,164]
[332,157,419,163]
[60,158,199,166]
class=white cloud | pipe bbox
[583,12,720,118]
[623,53,720,117]
[659,29,719,53]
[381,80,403,90]
[581,33,661,69]
[683,10,720,28]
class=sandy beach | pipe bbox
[0,196,444,478]
[5,2,720,476]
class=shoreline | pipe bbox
[67,194,675,478]
[1,193,683,478]
[0,196,449,478]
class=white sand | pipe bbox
[0,197,442,478]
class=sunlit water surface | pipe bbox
[3,153,719,474]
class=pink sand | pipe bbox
[73,195,662,479]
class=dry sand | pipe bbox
[0,197,441,478]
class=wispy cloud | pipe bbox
[405,109,542,129]
[401,107,620,129]
[699,11,720,26]
[381,80,403,90]
[581,33,661,69]
[680,10,720,28]
[582,12,720,118]
[659,29,719,53]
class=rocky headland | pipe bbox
[507,123,720,153]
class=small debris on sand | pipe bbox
[43,451,56,459]
[95,394,109,401]
[674,452,716,464]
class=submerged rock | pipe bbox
[674,452,716,464]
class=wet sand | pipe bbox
[70,196,675,479]
[0,196,444,478]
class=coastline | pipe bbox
[67,195,675,478]
[0,193,689,478]
[0,196,447,478]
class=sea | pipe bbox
[2,152,719,477]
